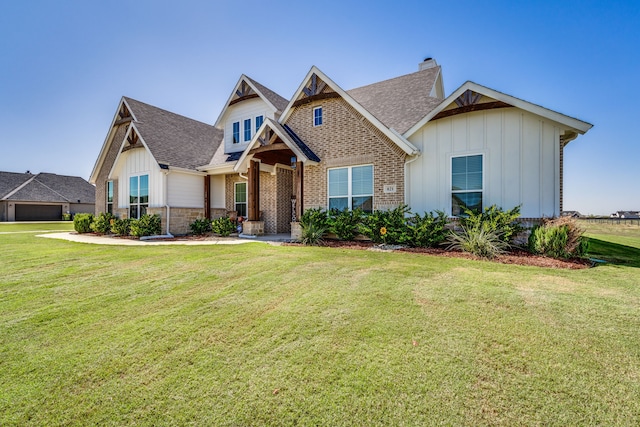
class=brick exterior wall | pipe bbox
[95,124,126,215]
[225,169,293,234]
[285,97,407,211]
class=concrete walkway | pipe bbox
[38,232,279,246]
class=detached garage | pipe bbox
[0,171,95,221]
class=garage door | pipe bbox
[15,204,62,221]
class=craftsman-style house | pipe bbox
[89,59,592,236]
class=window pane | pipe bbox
[452,173,466,191]
[235,183,246,203]
[140,205,147,217]
[107,181,113,203]
[329,197,348,211]
[467,171,482,190]
[452,157,466,174]
[467,155,482,173]
[352,165,372,196]
[244,119,251,141]
[314,107,322,126]
[139,175,149,204]
[129,176,138,203]
[236,203,247,217]
[130,205,138,220]
[352,196,373,213]
[452,192,482,216]
[328,168,348,197]
[255,115,263,132]
[233,122,240,144]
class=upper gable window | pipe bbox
[232,122,240,144]
[255,115,264,133]
[313,107,323,127]
[244,119,252,142]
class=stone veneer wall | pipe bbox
[285,97,407,211]
[148,207,204,235]
[95,124,126,215]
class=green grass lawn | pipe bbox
[1,224,639,426]
[0,221,74,233]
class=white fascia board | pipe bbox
[405,81,593,138]
[89,97,132,184]
[197,163,236,174]
[213,75,279,128]
[165,166,207,176]
[279,66,419,156]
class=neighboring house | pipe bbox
[610,211,640,219]
[89,58,592,236]
[0,171,95,221]
[561,211,582,218]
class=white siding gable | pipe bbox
[222,98,276,154]
[112,147,164,208]
[407,108,563,218]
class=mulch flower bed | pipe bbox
[296,239,592,270]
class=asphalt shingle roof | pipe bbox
[245,76,288,112]
[124,97,223,170]
[1,171,95,203]
[347,66,443,134]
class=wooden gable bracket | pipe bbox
[455,90,483,107]
[293,74,338,108]
[115,103,133,126]
[229,80,259,106]
[257,128,274,146]
[127,128,139,146]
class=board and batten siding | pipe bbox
[166,172,204,208]
[113,147,164,208]
[407,108,562,218]
[223,98,274,154]
[209,175,226,209]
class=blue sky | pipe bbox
[1,0,637,215]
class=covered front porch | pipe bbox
[234,118,319,236]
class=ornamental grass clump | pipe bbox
[458,205,523,244]
[528,216,589,259]
[446,226,509,258]
[300,208,328,245]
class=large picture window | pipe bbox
[106,181,113,214]
[129,174,149,219]
[451,154,483,216]
[235,182,247,217]
[328,165,373,212]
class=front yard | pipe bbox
[1,222,639,425]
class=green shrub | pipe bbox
[211,217,236,237]
[300,208,328,230]
[91,212,115,234]
[190,217,212,235]
[110,218,131,236]
[327,208,363,241]
[405,210,449,248]
[528,217,589,259]
[446,226,509,258]
[359,205,410,244]
[458,205,523,244]
[130,214,161,238]
[73,213,94,234]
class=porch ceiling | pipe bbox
[249,142,295,166]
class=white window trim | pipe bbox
[129,173,150,219]
[234,181,247,217]
[313,106,323,127]
[327,164,374,211]
[450,153,484,216]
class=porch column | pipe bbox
[296,161,304,220]
[248,160,260,221]
[204,175,211,219]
